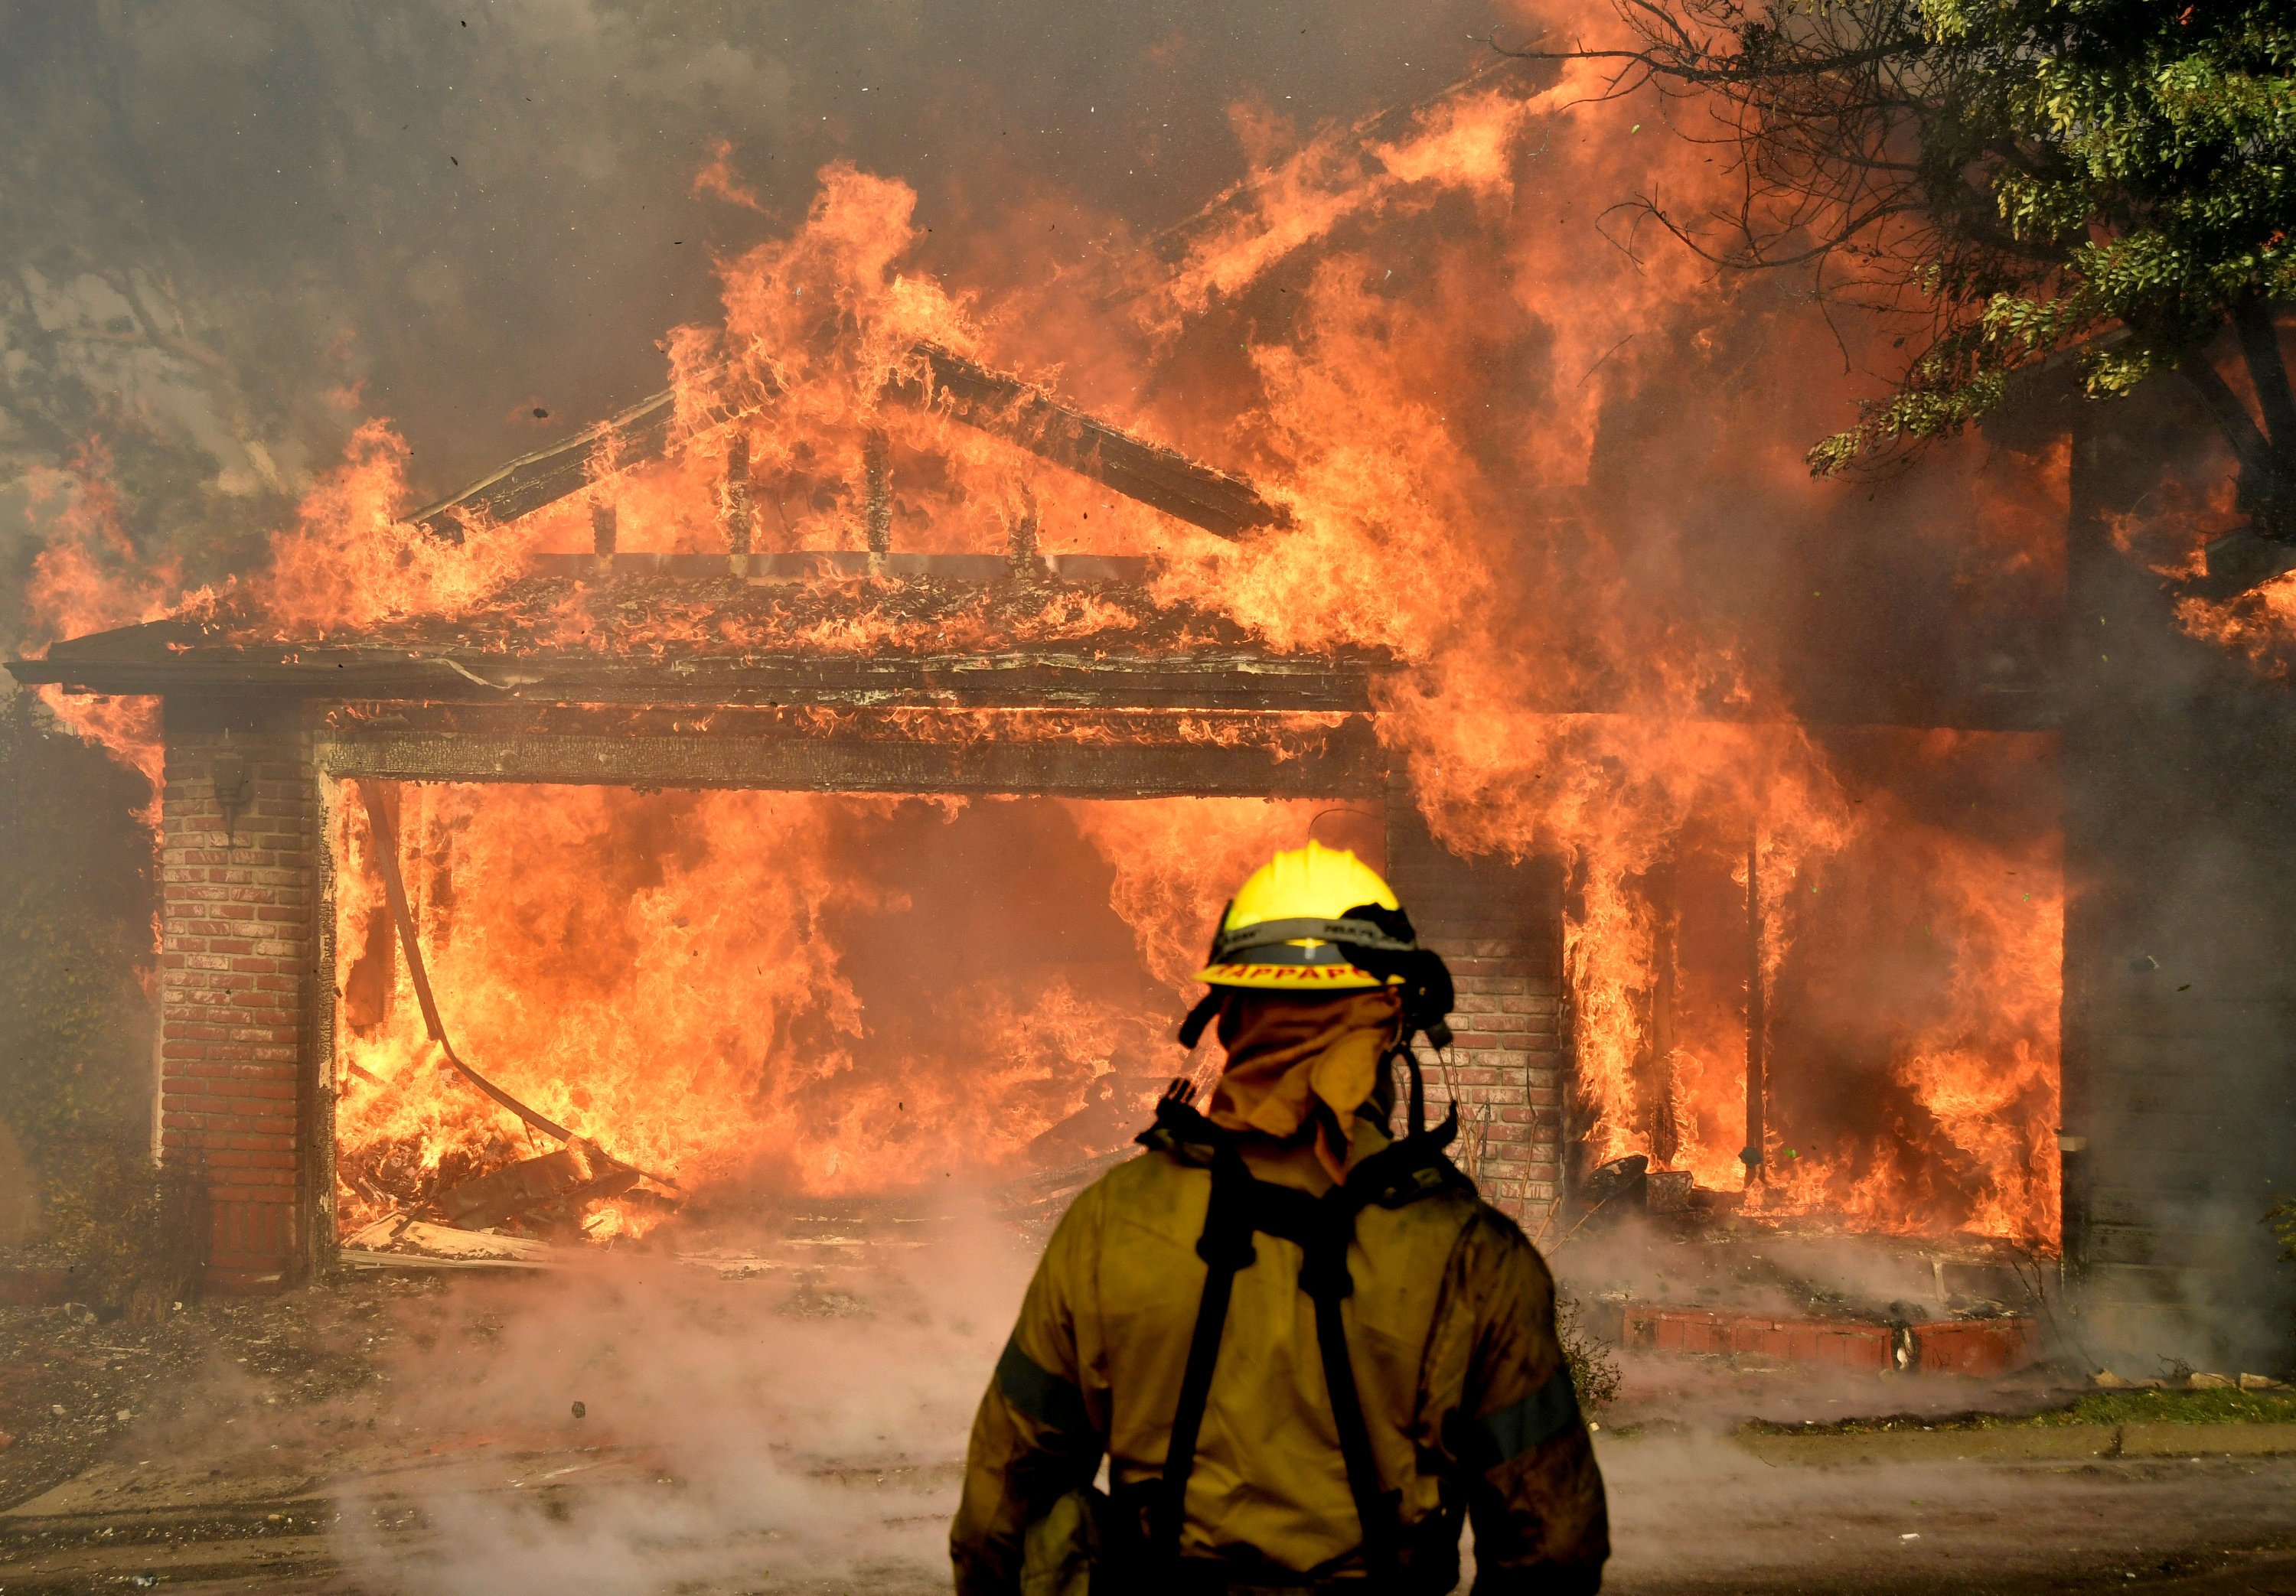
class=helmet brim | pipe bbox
[1194,960,1398,991]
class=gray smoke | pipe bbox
[0,0,1492,650]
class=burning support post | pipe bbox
[1743,829,1766,1186]
[720,432,755,575]
[863,428,892,572]
[1005,485,1040,583]
[591,497,618,578]
[1647,857,1681,1170]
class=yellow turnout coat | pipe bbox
[951,1105,1609,1594]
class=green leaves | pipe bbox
[1783,0,2296,467]
[2268,1195,2296,1286]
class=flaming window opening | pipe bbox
[1561,729,2062,1247]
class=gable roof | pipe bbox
[406,342,1292,546]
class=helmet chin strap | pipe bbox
[1367,1031,1463,1145]
[1395,1037,1425,1138]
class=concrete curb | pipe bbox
[1732,1421,2296,1464]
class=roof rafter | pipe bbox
[405,342,1291,544]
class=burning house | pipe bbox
[6,123,2289,1381]
[5,329,1577,1289]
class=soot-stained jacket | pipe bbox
[950,1112,1609,1594]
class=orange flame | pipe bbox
[18,440,188,803]
[332,790,1337,1226]
[21,57,2084,1246]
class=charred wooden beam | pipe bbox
[309,700,1386,800]
[320,725,1386,798]
[888,344,1292,539]
[11,623,1378,712]
[405,388,680,542]
[316,701,1368,740]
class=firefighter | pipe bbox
[951,841,1609,1595]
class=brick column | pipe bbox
[158,703,318,1292]
[1386,782,1570,1235]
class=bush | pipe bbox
[1557,1288,1623,1416]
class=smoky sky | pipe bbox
[0,0,1495,522]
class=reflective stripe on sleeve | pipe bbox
[994,1337,1093,1435]
[1465,1364,1580,1467]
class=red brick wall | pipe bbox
[1387,785,1569,1236]
[1623,1304,1896,1370]
[158,719,315,1291]
[1433,924,1566,1224]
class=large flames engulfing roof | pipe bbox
[26,48,2069,1244]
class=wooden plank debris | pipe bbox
[429,1145,641,1232]
[339,1216,557,1268]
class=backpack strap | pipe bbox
[1274,1182,1401,1578]
[1153,1136,1257,1559]
[1143,1095,1469,1578]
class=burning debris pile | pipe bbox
[333,783,685,1257]
[345,1138,661,1258]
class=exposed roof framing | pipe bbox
[892,345,1290,539]
[407,389,680,541]
[406,341,1290,545]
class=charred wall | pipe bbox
[2063,389,2296,1372]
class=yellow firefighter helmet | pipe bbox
[1193,840,1411,992]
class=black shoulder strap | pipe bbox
[1290,1195,1401,1578]
[1154,1138,1256,1557]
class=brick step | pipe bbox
[1620,1303,2039,1376]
